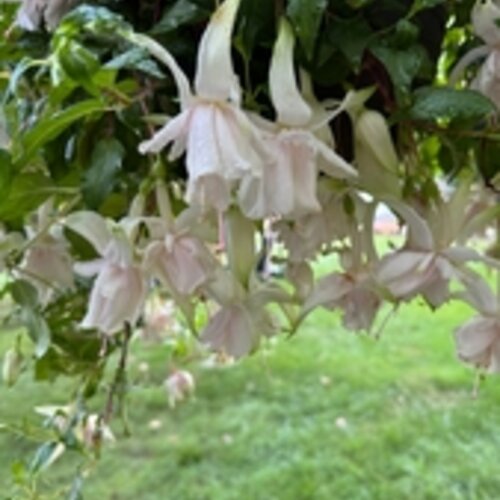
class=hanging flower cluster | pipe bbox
[2,0,500,392]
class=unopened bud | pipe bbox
[165,370,195,408]
[355,110,399,173]
[2,347,23,387]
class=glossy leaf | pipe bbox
[83,138,125,209]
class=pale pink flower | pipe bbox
[146,232,211,295]
[454,276,500,372]
[376,187,500,308]
[135,0,263,211]
[19,201,73,304]
[305,271,381,331]
[449,1,500,108]
[165,370,195,408]
[201,303,256,358]
[238,19,356,219]
[65,212,146,335]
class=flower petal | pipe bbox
[128,33,192,106]
[138,110,190,156]
[269,18,312,127]
[65,211,110,256]
[194,0,241,101]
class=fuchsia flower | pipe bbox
[305,271,381,331]
[144,217,213,296]
[377,183,500,308]
[238,19,356,219]
[450,0,500,108]
[454,277,500,372]
[136,0,263,211]
[65,212,146,335]
[19,200,73,304]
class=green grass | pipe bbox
[1,289,500,498]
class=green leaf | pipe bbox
[0,149,13,200]
[24,309,51,358]
[30,441,63,474]
[0,173,52,223]
[152,0,209,34]
[372,44,426,93]
[106,47,164,78]
[83,138,125,209]
[409,0,445,17]
[54,39,100,84]
[322,16,372,68]
[287,0,328,60]
[10,280,39,309]
[15,98,109,167]
[409,87,497,122]
[235,0,275,59]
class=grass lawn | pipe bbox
[1,268,500,498]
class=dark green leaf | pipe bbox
[105,47,164,78]
[15,99,108,167]
[152,0,209,35]
[10,280,38,309]
[287,0,328,60]
[30,441,61,474]
[83,138,125,209]
[409,87,497,122]
[322,16,372,68]
[0,173,52,223]
[0,149,13,200]
[25,309,51,358]
[235,0,275,59]
[372,44,426,93]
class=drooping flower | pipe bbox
[18,200,74,305]
[345,91,401,197]
[454,277,500,372]
[200,269,286,358]
[135,0,263,211]
[377,181,500,308]
[449,1,500,108]
[65,212,146,335]
[143,184,214,295]
[305,271,382,331]
[238,19,356,219]
[165,370,195,408]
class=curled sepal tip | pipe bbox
[270,18,312,127]
[195,0,241,102]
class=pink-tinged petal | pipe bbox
[456,273,498,317]
[138,111,190,156]
[382,199,434,251]
[304,273,353,312]
[455,316,500,368]
[194,0,241,101]
[340,287,381,331]
[186,105,220,179]
[65,212,110,256]
[377,251,425,283]
[314,136,357,178]
[128,33,192,107]
[269,18,312,127]
[421,276,450,308]
[185,173,231,211]
[213,106,253,177]
[201,303,256,358]
[81,264,146,334]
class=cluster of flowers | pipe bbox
[3,0,500,376]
